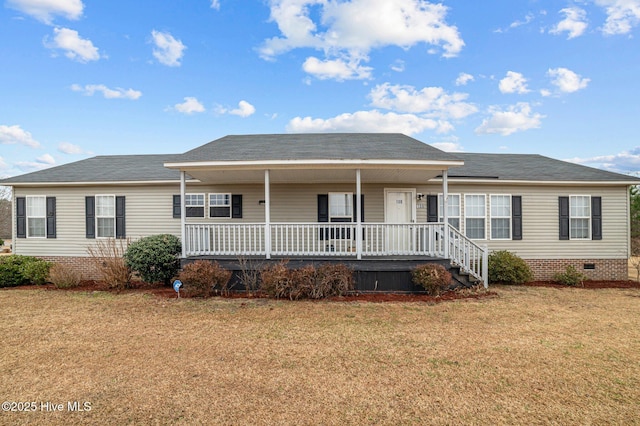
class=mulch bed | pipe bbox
[7,279,639,302]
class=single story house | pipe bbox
[1,133,638,289]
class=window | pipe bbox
[329,192,353,222]
[26,196,46,238]
[209,193,231,218]
[438,194,461,229]
[570,195,591,239]
[465,194,486,239]
[96,195,115,238]
[185,193,205,218]
[490,195,511,240]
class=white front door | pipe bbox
[385,189,415,253]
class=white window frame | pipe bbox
[329,192,353,222]
[464,194,486,240]
[209,193,232,218]
[490,194,512,240]
[26,196,46,238]
[438,193,461,230]
[185,193,205,218]
[570,195,591,240]
[95,195,116,238]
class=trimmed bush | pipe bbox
[179,260,232,298]
[412,263,452,296]
[0,255,48,287]
[21,259,52,285]
[488,250,533,285]
[48,263,82,289]
[260,262,354,300]
[553,265,588,287]
[124,234,181,285]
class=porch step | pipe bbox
[447,264,479,290]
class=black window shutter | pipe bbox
[318,194,329,241]
[85,196,95,239]
[318,194,329,222]
[427,195,438,222]
[559,196,569,240]
[591,196,602,240]
[16,197,26,238]
[173,195,181,218]
[512,196,522,240]
[115,196,126,239]
[46,197,56,239]
[232,194,243,219]
[352,194,365,222]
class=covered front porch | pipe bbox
[163,134,488,286]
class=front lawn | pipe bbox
[1,286,639,424]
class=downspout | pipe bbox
[356,169,362,260]
[11,186,15,254]
[265,169,271,259]
[442,169,449,259]
[180,171,186,258]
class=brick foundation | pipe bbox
[525,258,628,281]
[39,256,104,281]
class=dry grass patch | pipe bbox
[1,286,640,424]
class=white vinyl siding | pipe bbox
[96,195,115,238]
[26,196,46,238]
[490,195,511,240]
[465,194,486,240]
[570,195,591,240]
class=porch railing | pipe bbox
[184,222,488,285]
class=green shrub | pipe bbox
[0,255,45,287]
[553,265,588,287]
[124,234,181,285]
[21,259,52,285]
[179,260,232,298]
[48,263,82,289]
[488,250,533,285]
[412,263,452,296]
[0,238,4,246]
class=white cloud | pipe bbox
[0,124,41,148]
[595,0,640,35]
[6,0,83,24]
[510,13,535,29]
[550,7,588,39]
[499,71,530,94]
[567,146,640,173]
[16,154,56,171]
[302,56,372,80]
[369,83,477,121]
[475,102,544,136]
[173,97,205,114]
[390,60,405,73]
[210,0,220,9]
[230,100,256,117]
[455,72,474,86]
[431,142,464,152]
[287,110,450,135]
[45,27,100,62]
[71,84,142,100]
[547,67,590,93]
[58,142,90,155]
[260,0,464,80]
[151,30,186,67]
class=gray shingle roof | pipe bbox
[0,154,182,184]
[1,134,637,185]
[172,133,462,162]
[451,153,639,182]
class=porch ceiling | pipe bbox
[182,167,444,184]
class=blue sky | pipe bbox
[1,0,640,178]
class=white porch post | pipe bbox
[442,169,449,259]
[356,168,362,260]
[180,170,186,258]
[264,169,271,259]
